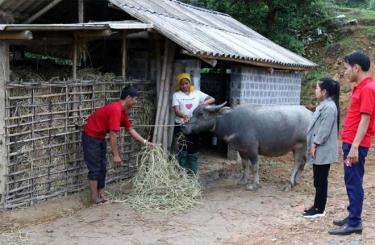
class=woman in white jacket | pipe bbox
[172,73,215,174]
[304,77,340,218]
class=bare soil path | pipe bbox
[1,151,375,245]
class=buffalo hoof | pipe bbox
[282,183,293,192]
[245,183,260,191]
[237,176,248,185]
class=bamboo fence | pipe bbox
[2,79,155,208]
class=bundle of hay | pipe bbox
[109,146,201,213]
[0,230,34,245]
[76,67,115,82]
[132,99,155,141]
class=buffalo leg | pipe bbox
[246,156,260,191]
[238,156,250,185]
[283,144,307,191]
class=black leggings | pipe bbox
[313,164,331,212]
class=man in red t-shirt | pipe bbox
[82,85,152,204]
[329,51,375,235]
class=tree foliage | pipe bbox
[334,0,368,7]
[181,0,331,54]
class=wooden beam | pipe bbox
[108,3,122,11]
[200,57,217,67]
[122,30,127,81]
[0,31,33,40]
[8,31,114,46]
[75,30,112,38]
[0,42,9,207]
[24,0,63,24]
[35,33,73,44]
[78,0,84,23]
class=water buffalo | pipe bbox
[181,102,312,191]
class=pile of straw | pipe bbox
[10,66,116,82]
[0,230,34,245]
[132,99,155,141]
[109,146,201,213]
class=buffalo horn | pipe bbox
[204,101,227,112]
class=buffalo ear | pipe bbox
[203,101,227,112]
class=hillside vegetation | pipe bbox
[302,6,375,115]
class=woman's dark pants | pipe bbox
[313,164,331,212]
[173,125,199,174]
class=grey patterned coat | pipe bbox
[306,98,339,165]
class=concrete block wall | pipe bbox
[230,65,302,106]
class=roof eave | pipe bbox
[181,50,318,71]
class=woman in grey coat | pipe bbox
[303,77,340,218]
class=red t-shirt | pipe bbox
[83,101,132,139]
[341,76,375,147]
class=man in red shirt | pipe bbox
[329,51,375,235]
[82,85,152,204]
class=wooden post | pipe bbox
[72,35,80,169]
[152,39,169,144]
[73,35,78,80]
[151,37,161,143]
[161,42,175,149]
[78,0,84,23]
[155,35,161,95]
[0,42,9,206]
[122,31,127,82]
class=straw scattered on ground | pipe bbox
[107,145,201,213]
[0,230,35,245]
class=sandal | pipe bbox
[92,197,104,205]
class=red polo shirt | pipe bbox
[341,76,375,147]
[83,101,132,139]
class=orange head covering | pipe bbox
[176,72,195,92]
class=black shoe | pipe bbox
[303,208,326,218]
[328,223,362,235]
[303,206,315,213]
[333,217,348,226]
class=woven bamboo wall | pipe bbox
[3,79,155,208]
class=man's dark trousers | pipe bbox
[342,143,369,227]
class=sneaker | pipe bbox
[303,206,315,214]
[303,208,326,218]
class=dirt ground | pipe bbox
[0,149,375,245]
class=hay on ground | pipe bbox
[108,145,201,213]
[0,230,35,245]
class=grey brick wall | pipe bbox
[230,65,302,106]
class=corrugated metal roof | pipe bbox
[109,0,317,70]
[0,21,152,31]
